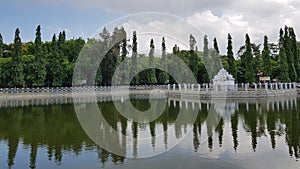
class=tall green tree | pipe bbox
[173,44,179,55]
[213,37,219,54]
[119,27,129,84]
[50,34,64,86]
[147,39,157,84]
[278,47,291,82]
[9,28,24,87]
[58,31,66,52]
[32,25,46,87]
[284,26,297,81]
[262,35,271,77]
[201,35,210,82]
[279,28,291,82]
[101,27,122,86]
[242,34,255,83]
[189,34,198,79]
[203,35,209,60]
[99,27,110,85]
[289,27,300,81]
[212,37,222,76]
[226,33,237,79]
[131,31,139,85]
[0,33,3,58]
[158,37,169,84]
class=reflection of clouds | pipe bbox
[213,101,236,119]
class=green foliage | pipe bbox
[158,37,169,84]
[226,33,237,79]
[0,33,3,58]
[284,26,297,81]
[9,28,24,87]
[198,61,209,83]
[74,38,99,86]
[241,34,255,83]
[262,35,271,77]
[23,55,35,87]
[131,31,139,85]
[188,34,199,80]
[147,39,157,84]
[32,25,46,87]
[119,27,129,84]
[200,36,223,82]
[278,47,291,82]
[1,25,300,88]
[169,50,195,83]
[211,38,222,76]
[100,27,123,86]
[0,57,11,87]
[201,35,210,81]
[288,27,300,81]
[49,34,65,86]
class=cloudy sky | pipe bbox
[2,0,300,54]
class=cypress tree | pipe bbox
[0,33,3,58]
[202,35,210,82]
[131,31,139,85]
[32,25,46,87]
[173,44,179,55]
[58,31,66,58]
[279,28,291,82]
[147,39,157,84]
[279,47,291,82]
[262,35,271,77]
[50,34,64,86]
[103,27,121,86]
[203,35,209,59]
[213,38,219,54]
[120,27,129,84]
[10,28,24,87]
[284,26,297,81]
[99,27,111,85]
[227,33,237,79]
[189,34,198,79]
[243,34,255,83]
[212,37,222,75]
[289,27,300,81]
[158,37,169,84]
[120,27,127,62]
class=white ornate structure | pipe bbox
[213,68,235,91]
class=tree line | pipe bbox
[0,25,299,88]
[0,26,85,87]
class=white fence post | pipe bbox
[270,83,273,90]
[284,83,287,90]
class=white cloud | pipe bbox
[19,0,300,55]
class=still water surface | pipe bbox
[0,97,299,169]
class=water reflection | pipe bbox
[0,96,299,168]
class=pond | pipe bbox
[0,97,299,169]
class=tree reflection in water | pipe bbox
[0,97,299,168]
